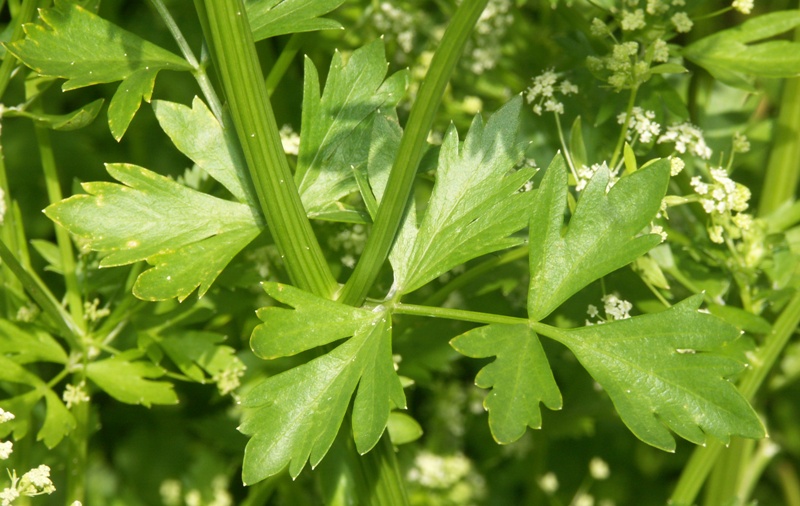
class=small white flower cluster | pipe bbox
[212,361,247,396]
[587,2,694,90]
[733,0,755,15]
[62,381,90,409]
[657,122,713,159]
[690,167,754,246]
[525,69,578,116]
[328,223,368,269]
[3,410,58,504]
[83,297,110,322]
[406,450,486,503]
[538,472,559,494]
[733,132,751,153]
[575,161,616,192]
[1,463,55,506]
[586,294,633,325]
[467,0,514,74]
[278,125,300,156]
[371,2,416,55]
[617,106,661,144]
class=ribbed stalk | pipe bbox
[338,0,490,305]
[758,76,800,216]
[200,0,337,298]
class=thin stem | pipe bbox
[265,33,303,97]
[670,291,800,505]
[149,0,224,121]
[200,0,338,297]
[554,112,577,180]
[0,238,81,345]
[609,86,638,169]
[339,0,490,305]
[0,0,38,98]
[34,118,86,330]
[393,302,527,326]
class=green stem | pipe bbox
[200,0,337,297]
[0,0,38,99]
[393,302,527,326]
[778,461,800,506]
[149,0,225,121]
[609,86,638,169]
[759,76,800,215]
[66,395,89,504]
[34,118,86,331]
[670,291,800,505]
[0,238,80,345]
[338,0,490,306]
[266,33,303,97]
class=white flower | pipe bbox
[732,0,754,14]
[589,457,610,480]
[669,156,685,176]
[213,361,247,396]
[538,472,559,494]
[1,487,19,506]
[621,9,646,31]
[618,107,661,143]
[279,125,300,156]
[22,465,53,491]
[651,224,667,242]
[0,409,14,424]
[0,441,12,460]
[733,132,751,153]
[0,187,6,226]
[602,294,633,320]
[671,12,694,33]
[63,382,90,409]
[652,39,670,63]
[658,122,712,159]
[647,0,669,15]
[526,69,576,115]
[590,17,608,38]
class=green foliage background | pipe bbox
[3,1,800,505]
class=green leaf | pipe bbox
[86,350,178,407]
[528,156,669,321]
[44,163,263,301]
[386,412,423,445]
[389,96,536,294]
[39,390,76,448]
[547,295,765,451]
[241,283,405,483]
[2,98,103,130]
[247,0,345,41]
[451,324,562,444]
[683,11,800,90]
[0,320,68,365]
[5,0,192,139]
[157,330,245,388]
[296,40,408,222]
[152,97,257,206]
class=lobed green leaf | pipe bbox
[86,350,179,407]
[450,324,562,444]
[547,295,766,451]
[5,0,192,139]
[152,97,257,206]
[388,96,536,294]
[528,156,669,321]
[45,163,263,301]
[296,39,408,223]
[247,0,345,41]
[241,283,405,483]
[683,11,800,90]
